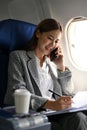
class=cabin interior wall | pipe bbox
[0,0,51,24]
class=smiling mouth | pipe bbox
[45,48,51,55]
[46,46,53,52]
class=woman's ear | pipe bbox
[36,30,41,38]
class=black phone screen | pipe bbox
[50,48,58,61]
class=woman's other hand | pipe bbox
[44,96,73,111]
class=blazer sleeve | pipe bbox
[58,68,75,97]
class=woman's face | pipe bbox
[36,29,62,56]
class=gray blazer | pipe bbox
[4,50,75,110]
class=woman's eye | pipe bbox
[48,37,53,40]
[48,36,59,44]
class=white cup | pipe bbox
[14,89,31,114]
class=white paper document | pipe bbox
[72,91,87,108]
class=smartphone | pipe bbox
[50,48,58,61]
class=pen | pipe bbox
[48,89,62,97]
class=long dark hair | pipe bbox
[25,18,63,51]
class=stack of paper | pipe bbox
[72,91,87,108]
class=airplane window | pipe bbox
[65,16,87,71]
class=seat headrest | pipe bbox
[0,19,36,53]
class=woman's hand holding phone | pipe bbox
[50,46,65,71]
[50,48,59,61]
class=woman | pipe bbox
[4,18,87,130]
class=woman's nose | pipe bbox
[51,40,56,47]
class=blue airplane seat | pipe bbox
[0,19,36,107]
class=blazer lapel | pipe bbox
[26,51,40,88]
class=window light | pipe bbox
[65,16,87,71]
